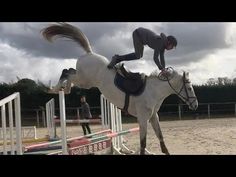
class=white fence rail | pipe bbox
[0,126,36,140]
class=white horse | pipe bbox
[41,23,198,155]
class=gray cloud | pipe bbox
[0,22,129,59]
[163,23,229,49]
[162,23,230,62]
[0,22,230,63]
[0,23,85,59]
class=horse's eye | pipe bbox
[188,88,192,91]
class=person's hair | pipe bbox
[167,35,177,47]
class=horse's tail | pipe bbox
[41,22,92,53]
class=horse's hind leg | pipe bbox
[59,68,76,81]
[68,68,76,75]
[59,69,69,81]
[55,68,70,90]
[63,68,77,94]
[47,69,69,93]
[150,113,170,155]
[50,68,76,94]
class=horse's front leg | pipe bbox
[137,117,148,155]
[150,113,170,155]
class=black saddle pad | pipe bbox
[114,72,146,96]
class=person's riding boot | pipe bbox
[107,55,121,69]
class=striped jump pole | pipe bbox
[68,127,139,148]
[54,119,101,124]
[68,138,112,155]
[24,130,113,154]
[24,127,139,154]
[44,137,112,155]
[23,129,112,152]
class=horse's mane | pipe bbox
[148,68,179,81]
[149,69,161,78]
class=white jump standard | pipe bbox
[0,92,22,155]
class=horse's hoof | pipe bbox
[160,142,170,155]
[161,149,170,155]
[165,151,170,155]
[145,149,155,155]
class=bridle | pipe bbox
[158,68,197,108]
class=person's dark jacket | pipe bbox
[81,102,92,119]
[136,27,168,70]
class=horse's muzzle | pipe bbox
[189,99,198,111]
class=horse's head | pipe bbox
[169,70,198,110]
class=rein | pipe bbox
[158,68,197,107]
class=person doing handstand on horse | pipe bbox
[107,27,177,75]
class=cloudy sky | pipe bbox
[1,22,236,85]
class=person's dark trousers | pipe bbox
[113,29,143,63]
[81,123,91,135]
[117,53,138,61]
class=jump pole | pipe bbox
[68,127,139,148]
[54,119,101,124]
[24,129,112,151]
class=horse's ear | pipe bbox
[185,72,189,79]
[183,72,190,80]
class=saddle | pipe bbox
[114,64,147,113]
